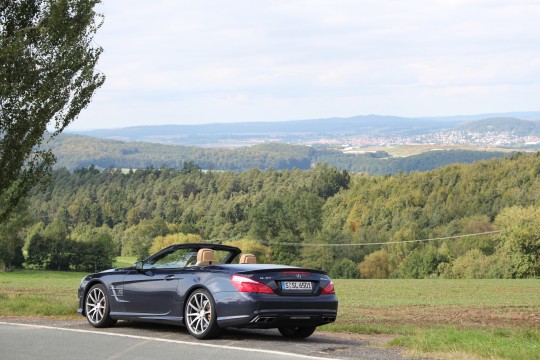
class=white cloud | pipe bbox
[73,0,540,129]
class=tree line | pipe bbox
[1,153,539,278]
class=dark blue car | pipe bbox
[78,243,338,339]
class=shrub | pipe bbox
[398,246,447,278]
[442,249,512,279]
[329,258,359,279]
[358,249,394,279]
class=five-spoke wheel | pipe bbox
[184,289,221,339]
[85,284,117,328]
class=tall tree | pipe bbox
[0,0,105,221]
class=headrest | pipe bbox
[239,254,256,264]
[197,248,214,265]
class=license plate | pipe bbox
[281,281,312,291]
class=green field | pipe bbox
[343,144,534,157]
[0,270,85,317]
[324,279,540,360]
[0,272,539,359]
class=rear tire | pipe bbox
[278,326,316,339]
[85,284,117,328]
[184,289,222,339]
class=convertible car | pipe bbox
[77,243,338,339]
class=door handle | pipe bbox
[164,275,175,281]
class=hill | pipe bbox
[68,112,540,146]
[459,117,540,136]
[22,152,540,279]
[69,114,456,143]
[48,133,514,174]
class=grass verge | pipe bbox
[324,279,540,360]
[0,270,83,317]
[391,327,540,360]
[1,272,539,359]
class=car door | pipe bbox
[122,268,180,315]
[122,247,198,316]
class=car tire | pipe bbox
[278,326,317,339]
[85,283,117,328]
[184,288,222,339]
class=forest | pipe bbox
[49,134,511,174]
[1,153,539,278]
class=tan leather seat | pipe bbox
[239,254,256,264]
[196,248,215,266]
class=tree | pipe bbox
[312,163,350,199]
[0,0,105,221]
[358,249,394,279]
[495,206,540,278]
[150,233,204,254]
[398,245,447,279]
[329,258,358,279]
[440,249,512,279]
[72,231,115,272]
[0,201,30,270]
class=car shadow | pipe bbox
[113,320,368,347]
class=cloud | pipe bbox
[73,0,540,129]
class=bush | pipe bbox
[441,249,513,279]
[26,227,115,272]
[329,258,358,279]
[398,246,447,278]
[495,206,540,278]
[358,249,394,279]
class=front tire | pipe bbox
[278,326,316,339]
[184,288,222,339]
[85,284,117,328]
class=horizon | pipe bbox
[68,110,540,132]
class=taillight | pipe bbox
[321,280,335,294]
[230,274,275,294]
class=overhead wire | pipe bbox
[259,230,502,247]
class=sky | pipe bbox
[72,0,540,130]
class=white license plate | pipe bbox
[282,281,312,291]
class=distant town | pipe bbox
[301,130,540,149]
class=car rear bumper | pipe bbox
[214,292,338,328]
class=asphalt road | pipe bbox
[0,319,417,360]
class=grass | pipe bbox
[342,145,534,157]
[391,327,540,360]
[0,272,539,359]
[0,270,84,317]
[319,279,540,360]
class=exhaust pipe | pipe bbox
[251,316,277,324]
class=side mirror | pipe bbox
[134,261,144,270]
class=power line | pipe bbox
[264,230,502,247]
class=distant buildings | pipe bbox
[300,130,540,148]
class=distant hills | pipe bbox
[69,112,540,147]
[70,115,452,145]
[48,133,515,174]
[458,117,540,136]
[52,113,540,174]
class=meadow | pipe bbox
[0,271,538,360]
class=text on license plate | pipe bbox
[281,281,313,291]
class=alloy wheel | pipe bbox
[186,292,212,335]
[86,286,106,324]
